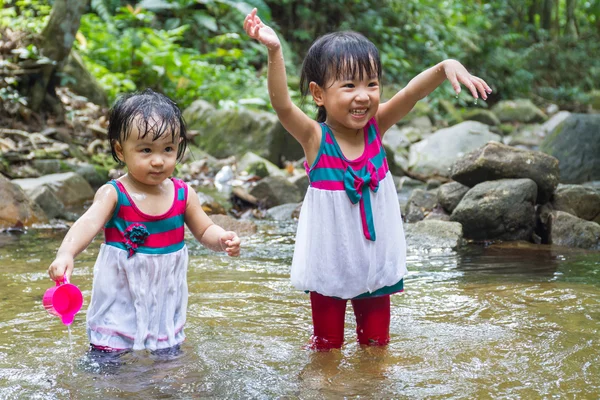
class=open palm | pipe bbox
[244,8,280,51]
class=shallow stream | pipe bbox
[0,221,599,398]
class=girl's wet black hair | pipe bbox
[300,31,382,123]
[108,88,188,163]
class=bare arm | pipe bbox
[185,185,240,256]
[377,59,492,134]
[48,184,118,281]
[244,9,320,150]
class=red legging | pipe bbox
[309,292,391,350]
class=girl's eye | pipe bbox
[343,83,355,88]
[142,148,152,154]
[368,82,379,87]
[165,146,174,152]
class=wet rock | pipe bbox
[408,121,501,178]
[450,141,559,203]
[463,109,501,126]
[289,173,309,196]
[249,176,303,209]
[12,172,95,207]
[267,203,301,221]
[550,184,600,223]
[540,210,600,250]
[0,174,47,227]
[451,179,537,241]
[540,114,600,183]
[404,220,464,250]
[237,152,285,178]
[492,99,548,123]
[438,181,470,213]
[183,101,303,165]
[197,191,226,215]
[404,189,438,223]
[209,214,257,237]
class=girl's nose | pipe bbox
[151,155,164,166]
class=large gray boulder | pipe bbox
[491,99,547,123]
[540,210,600,250]
[404,220,464,250]
[183,100,303,165]
[438,181,470,213]
[12,172,95,207]
[0,175,47,228]
[540,114,600,183]
[249,176,303,208]
[450,141,559,203]
[408,121,501,178]
[450,179,537,241]
[550,184,600,224]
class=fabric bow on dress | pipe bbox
[343,162,380,241]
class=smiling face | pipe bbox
[114,115,180,188]
[312,69,380,135]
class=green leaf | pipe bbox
[193,13,218,32]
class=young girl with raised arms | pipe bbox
[244,9,491,350]
[47,89,241,353]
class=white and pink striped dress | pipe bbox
[291,118,407,299]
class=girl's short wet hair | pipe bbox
[107,88,188,163]
[300,31,382,122]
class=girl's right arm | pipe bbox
[47,184,118,282]
[243,9,320,151]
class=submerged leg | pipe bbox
[309,291,347,350]
[351,295,391,346]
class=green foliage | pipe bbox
[0,0,51,33]
[77,2,272,108]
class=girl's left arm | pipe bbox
[184,184,241,256]
[377,59,492,135]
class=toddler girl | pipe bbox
[244,9,490,350]
[48,89,241,352]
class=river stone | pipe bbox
[12,172,95,207]
[208,214,257,237]
[237,152,285,178]
[551,184,600,223]
[438,181,470,213]
[249,176,303,208]
[450,179,537,241]
[540,114,600,183]
[404,189,438,223]
[541,210,600,250]
[267,203,301,221]
[0,175,47,227]
[463,109,501,126]
[183,100,303,165]
[404,220,464,250]
[408,121,500,178]
[491,99,548,123]
[450,141,559,203]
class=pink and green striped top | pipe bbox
[104,178,187,256]
[305,117,389,241]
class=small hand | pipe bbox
[243,8,281,51]
[220,231,241,257]
[443,59,492,100]
[48,253,74,282]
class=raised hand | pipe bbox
[443,59,492,100]
[243,8,281,51]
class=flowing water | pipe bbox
[0,221,599,399]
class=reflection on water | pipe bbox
[0,221,599,398]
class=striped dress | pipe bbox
[291,118,407,299]
[86,178,189,351]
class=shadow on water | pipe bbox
[0,222,599,398]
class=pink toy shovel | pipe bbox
[43,277,83,325]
